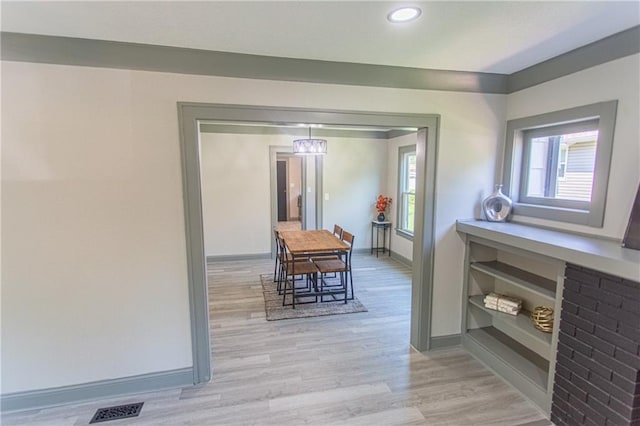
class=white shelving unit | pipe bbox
[461,234,564,415]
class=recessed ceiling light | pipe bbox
[387,6,422,23]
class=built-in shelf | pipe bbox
[459,223,564,415]
[466,327,549,394]
[470,261,556,301]
[468,296,552,360]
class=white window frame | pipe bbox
[397,144,416,239]
[502,101,617,227]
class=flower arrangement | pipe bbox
[375,195,392,213]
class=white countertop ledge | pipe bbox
[456,220,640,282]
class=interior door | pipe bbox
[276,160,287,221]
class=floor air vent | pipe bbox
[89,402,144,423]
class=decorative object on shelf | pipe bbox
[531,306,554,332]
[622,183,640,250]
[293,126,327,155]
[482,184,513,222]
[375,195,392,221]
[483,292,521,315]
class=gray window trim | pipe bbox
[503,100,617,227]
[397,144,417,240]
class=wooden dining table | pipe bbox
[278,229,350,308]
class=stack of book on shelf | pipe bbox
[483,292,522,316]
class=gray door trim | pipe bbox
[177,103,440,384]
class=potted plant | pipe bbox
[375,195,392,221]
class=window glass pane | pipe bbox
[525,130,598,202]
[398,149,416,236]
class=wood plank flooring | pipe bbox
[3,254,550,425]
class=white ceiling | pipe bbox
[2,1,639,74]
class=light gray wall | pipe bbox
[1,59,504,395]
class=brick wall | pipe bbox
[551,264,640,425]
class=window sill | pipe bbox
[512,202,602,227]
[395,229,414,241]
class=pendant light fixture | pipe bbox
[293,126,327,155]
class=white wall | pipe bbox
[506,54,640,240]
[1,59,504,394]
[200,133,387,257]
[385,133,418,261]
[321,137,388,250]
[200,133,273,257]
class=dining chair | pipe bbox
[313,230,355,302]
[333,224,344,239]
[278,236,319,308]
[275,232,313,295]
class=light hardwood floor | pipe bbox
[3,254,550,425]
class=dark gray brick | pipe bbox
[605,278,640,301]
[554,357,573,379]
[562,299,580,314]
[589,396,629,426]
[571,394,606,425]
[550,410,567,426]
[608,395,637,421]
[614,347,640,370]
[582,284,623,308]
[618,323,640,344]
[562,330,594,357]
[593,348,638,379]
[573,350,613,381]
[621,297,640,314]
[581,305,619,331]
[556,374,587,402]
[575,328,616,356]
[566,267,601,287]
[564,287,599,310]
[558,340,575,359]
[595,325,640,355]
[564,278,582,294]
[589,372,636,407]
[586,412,608,426]
[612,371,640,394]
[597,302,640,327]
[557,352,590,379]
[560,320,577,337]
[563,310,596,333]
[572,373,610,405]
[553,382,570,402]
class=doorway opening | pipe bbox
[276,153,302,230]
[178,103,439,384]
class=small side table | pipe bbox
[371,221,392,257]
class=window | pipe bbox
[503,101,617,227]
[397,145,416,237]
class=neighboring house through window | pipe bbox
[397,145,416,238]
[503,101,617,227]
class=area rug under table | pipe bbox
[260,274,367,321]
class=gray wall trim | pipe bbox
[1,367,192,413]
[177,105,212,386]
[411,125,439,351]
[199,124,399,140]
[206,253,271,262]
[3,29,638,95]
[429,334,462,350]
[177,103,439,380]
[0,32,506,93]
[508,25,640,93]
